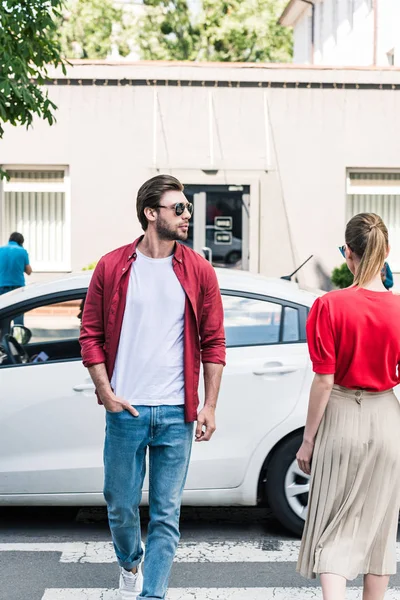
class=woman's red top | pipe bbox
[307,286,400,391]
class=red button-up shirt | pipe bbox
[79,236,226,422]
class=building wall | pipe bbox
[316,0,374,66]
[293,9,312,64]
[292,0,400,67]
[376,0,400,66]
[2,62,400,291]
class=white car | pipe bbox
[0,269,318,536]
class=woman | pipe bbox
[297,213,400,600]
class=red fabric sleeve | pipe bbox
[306,297,336,374]
[200,265,226,366]
[79,258,107,368]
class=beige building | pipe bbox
[1,60,400,290]
[280,0,400,68]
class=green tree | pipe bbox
[331,263,354,289]
[82,261,98,271]
[0,0,66,144]
[137,0,201,61]
[137,0,292,62]
[199,0,293,62]
[58,0,131,59]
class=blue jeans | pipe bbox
[104,405,194,600]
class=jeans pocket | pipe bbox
[105,409,131,420]
[106,408,140,420]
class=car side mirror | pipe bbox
[11,325,31,345]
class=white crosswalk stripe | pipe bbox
[0,540,301,563]
[2,540,400,563]
[2,539,399,599]
[41,588,400,600]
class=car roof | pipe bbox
[0,268,319,310]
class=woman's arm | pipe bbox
[296,373,334,475]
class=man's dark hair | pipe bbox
[136,175,184,231]
[9,232,24,246]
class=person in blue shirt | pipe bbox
[0,232,32,295]
[0,232,32,325]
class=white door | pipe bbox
[0,294,105,496]
[185,294,309,490]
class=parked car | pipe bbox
[182,224,242,265]
[0,268,318,535]
[205,226,242,265]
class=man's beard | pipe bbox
[156,216,188,241]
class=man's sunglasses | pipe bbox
[157,202,193,216]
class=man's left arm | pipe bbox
[196,362,223,442]
[24,250,32,276]
[196,267,226,442]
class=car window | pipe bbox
[282,306,300,342]
[223,295,282,347]
[0,296,85,367]
[223,295,304,347]
[12,298,84,344]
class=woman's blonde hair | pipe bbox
[345,213,388,288]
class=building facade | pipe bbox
[1,61,400,290]
[280,0,400,67]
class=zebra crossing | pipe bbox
[0,540,303,562]
[3,540,400,563]
[38,589,400,599]
[2,539,400,600]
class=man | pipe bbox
[0,232,32,296]
[79,174,226,600]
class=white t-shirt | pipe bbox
[111,249,185,406]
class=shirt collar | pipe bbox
[127,235,183,263]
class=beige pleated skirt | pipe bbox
[297,385,400,581]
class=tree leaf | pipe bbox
[135,0,293,62]
[0,0,65,149]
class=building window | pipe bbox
[347,172,400,271]
[1,168,70,271]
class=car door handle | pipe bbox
[73,383,95,392]
[253,366,299,376]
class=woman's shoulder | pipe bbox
[318,286,400,308]
[315,287,355,306]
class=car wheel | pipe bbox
[265,432,310,537]
[225,251,241,265]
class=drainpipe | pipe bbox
[299,0,315,65]
[373,0,378,66]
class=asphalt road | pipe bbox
[0,507,399,600]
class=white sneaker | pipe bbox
[119,562,143,600]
